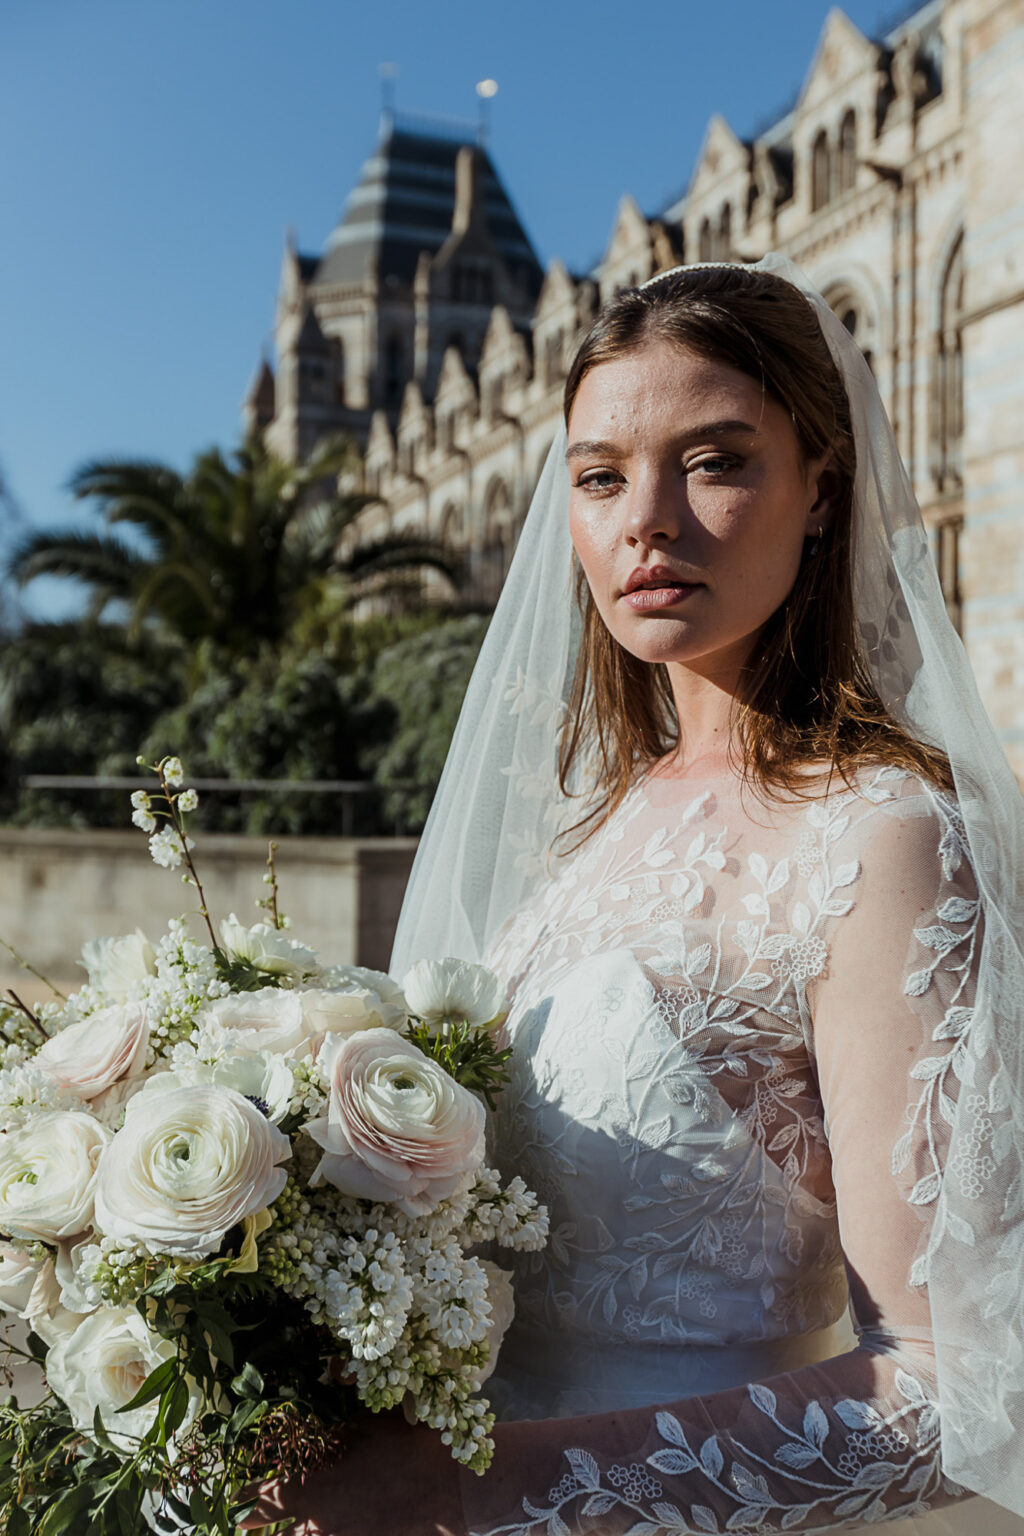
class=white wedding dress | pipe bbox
[458,761,1024,1536]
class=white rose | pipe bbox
[0,1244,40,1317]
[219,915,316,979]
[35,1002,150,1102]
[94,1084,290,1259]
[403,958,507,1030]
[171,1049,294,1125]
[45,1307,202,1453]
[474,1261,516,1387]
[307,1030,485,1216]
[80,930,157,1000]
[197,989,310,1058]
[0,1111,109,1243]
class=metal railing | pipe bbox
[21,776,422,838]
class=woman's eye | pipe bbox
[690,454,739,476]
[575,469,622,492]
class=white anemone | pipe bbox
[403,958,507,1029]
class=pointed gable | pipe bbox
[603,195,653,267]
[366,410,395,463]
[688,115,750,200]
[535,259,577,321]
[435,343,476,409]
[799,8,878,113]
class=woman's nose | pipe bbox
[622,469,687,547]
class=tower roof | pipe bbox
[313,116,543,295]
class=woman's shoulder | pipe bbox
[820,760,975,900]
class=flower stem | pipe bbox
[260,841,283,929]
[157,764,219,951]
[5,989,47,1037]
[0,937,67,1001]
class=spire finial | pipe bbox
[476,78,498,144]
[379,62,397,134]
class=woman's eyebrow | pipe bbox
[566,419,761,463]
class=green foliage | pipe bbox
[0,622,182,826]
[0,431,481,835]
[405,1017,512,1111]
[367,614,489,830]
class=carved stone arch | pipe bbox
[818,266,886,380]
[811,129,832,211]
[698,217,713,262]
[718,203,732,257]
[440,499,465,549]
[929,227,965,495]
[837,109,857,194]
[480,473,515,596]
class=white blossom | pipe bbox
[149,827,191,869]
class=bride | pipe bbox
[246,256,1024,1535]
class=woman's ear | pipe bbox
[805,454,840,536]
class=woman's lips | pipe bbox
[621,583,700,612]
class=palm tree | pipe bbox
[8,436,464,654]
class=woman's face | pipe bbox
[566,339,832,687]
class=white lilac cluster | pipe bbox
[0,767,548,1482]
[260,1162,547,1468]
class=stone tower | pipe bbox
[248,114,543,463]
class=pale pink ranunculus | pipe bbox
[306,1029,485,1216]
[35,1003,150,1102]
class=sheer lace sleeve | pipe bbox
[459,784,992,1536]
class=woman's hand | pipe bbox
[237,1410,465,1536]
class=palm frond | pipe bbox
[7,528,149,593]
[343,535,466,587]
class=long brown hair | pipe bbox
[558,264,951,849]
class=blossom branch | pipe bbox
[0,935,67,1002]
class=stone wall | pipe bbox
[0,829,418,1002]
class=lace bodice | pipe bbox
[459,764,1021,1535]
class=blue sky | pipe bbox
[2,0,909,617]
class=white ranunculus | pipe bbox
[197,989,310,1057]
[318,966,409,1024]
[94,1084,290,1259]
[0,1111,109,1243]
[0,1244,41,1317]
[80,930,157,1000]
[173,1049,294,1125]
[403,958,507,1030]
[34,1002,150,1102]
[474,1261,516,1387]
[46,1307,202,1453]
[299,978,407,1052]
[307,1029,485,1216]
[219,914,316,979]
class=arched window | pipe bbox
[811,130,831,212]
[384,335,404,407]
[932,232,965,493]
[718,204,732,258]
[698,217,713,262]
[838,110,857,194]
[330,337,346,406]
[441,502,464,550]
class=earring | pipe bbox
[808,526,824,558]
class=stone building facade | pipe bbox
[247,0,1024,775]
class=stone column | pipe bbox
[961,0,1024,779]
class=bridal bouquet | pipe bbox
[0,757,547,1536]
